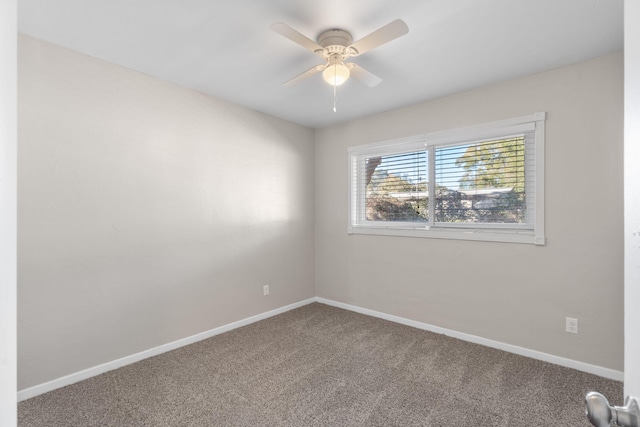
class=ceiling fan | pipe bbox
[270,19,409,88]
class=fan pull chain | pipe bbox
[333,64,338,112]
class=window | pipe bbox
[348,113,545,244]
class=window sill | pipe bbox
[347,226,546,245]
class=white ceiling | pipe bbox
[18,0,623,128]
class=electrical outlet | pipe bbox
[566,317,578,334]
[263,285,269,296]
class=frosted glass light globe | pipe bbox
[323,63,350,86]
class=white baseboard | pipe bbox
[19,296,622,401]
[17,298,316,401]
[315,297,624,382]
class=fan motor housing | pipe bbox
[318,29,353,48]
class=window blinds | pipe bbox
[348,113,544,243]
[365,150,428,222]
[433,134,530,225]
[351,126,537,229]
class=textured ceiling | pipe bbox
[18,0,623,128]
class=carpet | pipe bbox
[18,302,622,426]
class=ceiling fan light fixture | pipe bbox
[322,60,350,86]
[271,19,409,88]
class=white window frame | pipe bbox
[348,113,546,245]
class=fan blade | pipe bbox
[348,63,383,87]
[349,19,409,56]
[270,22,324,53]
[283,64,325,86]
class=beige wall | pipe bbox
[315,52,624,370]
[18,35,315,390]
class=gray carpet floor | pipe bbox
[18,302,622,426]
